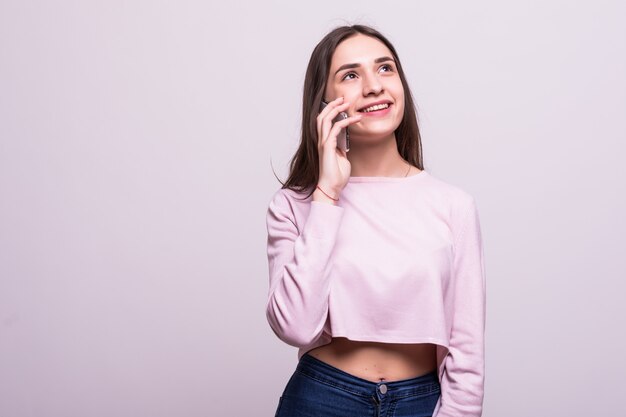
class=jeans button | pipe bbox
[379,384,387,394]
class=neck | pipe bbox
[346,133,409,177]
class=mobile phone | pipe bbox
[320,100,350,152]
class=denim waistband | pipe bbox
[297,352,440,398]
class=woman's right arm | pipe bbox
[265,96,360,347]
[265,190,344,347]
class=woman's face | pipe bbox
[324,34,405,141]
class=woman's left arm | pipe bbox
[437,195,487,417]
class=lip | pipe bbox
[357,103,392,117]
[357,100,393,112]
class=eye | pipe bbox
[340,64,395,81]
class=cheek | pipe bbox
[331,89,358,103]
[324,86,335,100]
[394,102,405,127]
[394,99,405,118]
[391,89,405,110]
[395,89,405,106]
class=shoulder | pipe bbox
[267,186,312,210]
[266,186,315,228]
[422,172,481,239]
[423,171,477,209]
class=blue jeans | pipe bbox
[274,352,441,417]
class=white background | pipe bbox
[1,1,624,416]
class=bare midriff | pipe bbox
[306,337,438,383]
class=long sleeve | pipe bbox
[265,190,344,347]
[437,196,487,417]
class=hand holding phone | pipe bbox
[320,100,350,152]
[315,97,363,198]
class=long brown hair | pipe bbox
[272,24,424,199]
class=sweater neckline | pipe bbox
[347,169,428,183]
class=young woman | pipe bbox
[265,24,486,417]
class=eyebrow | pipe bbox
[334,56,396,76]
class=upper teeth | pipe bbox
[361,103,389,112]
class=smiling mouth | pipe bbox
[355,103,393,118]
[358,103,391,113]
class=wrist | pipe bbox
[313,184,339,204]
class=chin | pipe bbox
[350,129,397,142]
[357,122,402,136]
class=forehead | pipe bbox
[330,34,392,68]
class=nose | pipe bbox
[362,72,383,96]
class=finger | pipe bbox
[319,96,344,118]
[323,114,362,149]
[321,113,362,149]
[317,97,345,130]
[333,114,362,128]
[317,97,344,144]
[320,102,352,148]
[319,101,349,146]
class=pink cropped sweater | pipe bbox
[265,169,486,417]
